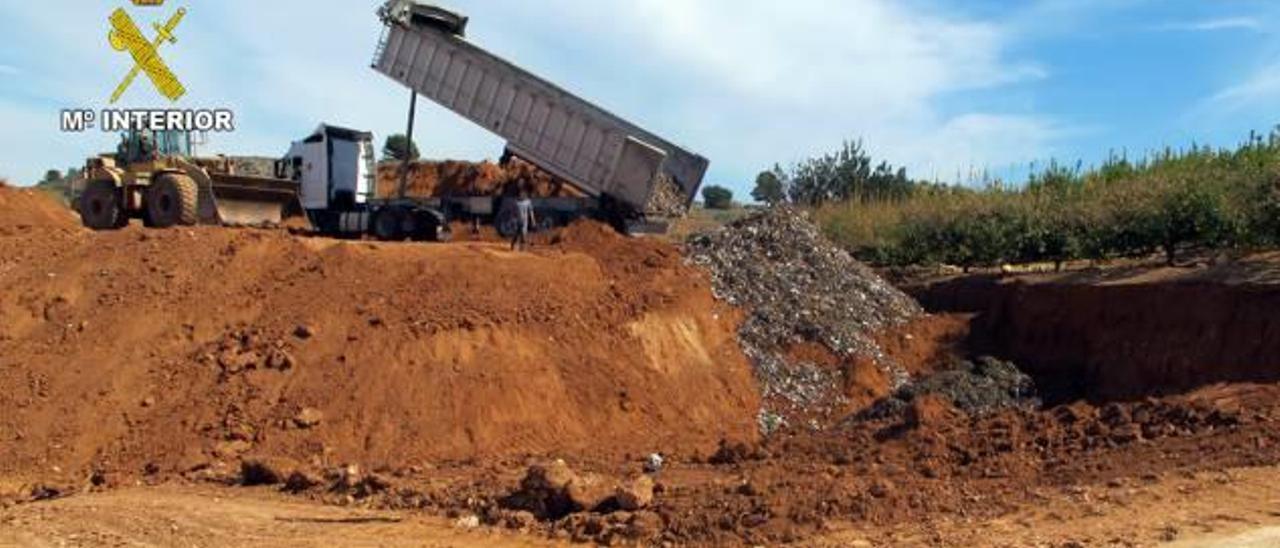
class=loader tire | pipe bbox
[145,173,198,228]
[79,180,124,230]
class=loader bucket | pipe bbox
[202,174,299,226]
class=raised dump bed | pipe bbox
[372,0,709,216]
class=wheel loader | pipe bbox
[78,129,299,229]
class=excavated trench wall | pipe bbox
[910,277,1280,402]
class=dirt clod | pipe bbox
[615,475,655,511]
[240,456,300,486]
[293,407,324,429]
[283,469,324,493]
[293,324,315,339]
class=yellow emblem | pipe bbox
[108,7,187,103]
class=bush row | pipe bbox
[816,131,1280,268]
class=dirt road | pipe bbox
[5,464,1280,547]
[0,485,550,548]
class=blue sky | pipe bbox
[0,1,1277,196]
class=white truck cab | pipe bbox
[282,124,376,212]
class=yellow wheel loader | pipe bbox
[78,129,299,230]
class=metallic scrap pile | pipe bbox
[686,207,923,420]
[857,356,1041,422]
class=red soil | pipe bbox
[375,159,579,199]
[5,185,1280,546]
[0,186,759,489]
[0,186,80,235]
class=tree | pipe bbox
[702,185,734,210]
[42,169,63,185]
[784,140,914,206]
[382,134,420,162]
[751,166,786,205]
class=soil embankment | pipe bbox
[0,186,759,488]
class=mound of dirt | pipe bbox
[375,158,578,199]
[685,207,923,422]
[0,185,80,235]
[0,210,759,487]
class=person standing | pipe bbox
[511,188,537,251]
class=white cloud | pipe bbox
[1153,17,1261,32]
[884,114,1061,183]
[0,0,1055,190]
[451,0,1053,187]
[1206,62,1280,113]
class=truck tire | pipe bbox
[537,214,556,233]
[79,180,124,230]
[144,173,198,228]
[435,225,454,242]
[410,210,451,242]
[495,201,519,238]
[373,208,404,241]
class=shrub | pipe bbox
[702,185,734,210]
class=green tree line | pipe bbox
[761,128,1280,268]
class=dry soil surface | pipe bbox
[0,484,549,548]
[4,465,1280,547]
[5,186,1280,546]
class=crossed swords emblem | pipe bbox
[108,6,187,103]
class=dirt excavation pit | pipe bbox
[3,185,1280,546]
[911,272,1280,403]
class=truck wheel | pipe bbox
[373,209,404,241]
[435,226,454,242]
[144,173,198,228]
[537,214,556,233]
[412,211,450,242]
[495,201,519,238]
[79,180,124,230]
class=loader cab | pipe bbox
[282,124,376,212]
[116,129,192,166]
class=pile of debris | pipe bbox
[229,156,277,177]
[375,159,578,199]
[644,175,689,217]
[685,207,923,421]
[858,356,1040,422]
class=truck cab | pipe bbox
[281,124,376,213]
[281,124,448,241]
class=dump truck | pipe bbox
[296,0,708,239]
[280,123,457,241]
[78,129,299,230]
